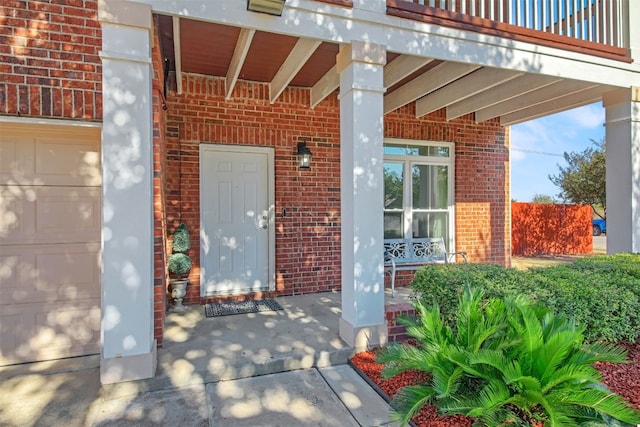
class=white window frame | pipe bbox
[383,138,456,250]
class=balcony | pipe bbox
[387,0,630,61]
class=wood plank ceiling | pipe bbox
[157,15,614,126]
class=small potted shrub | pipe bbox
[168,223,191,311]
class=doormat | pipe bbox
[204,298,284,318]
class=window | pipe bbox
[384,140,454,244]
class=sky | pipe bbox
[510,102,605,202]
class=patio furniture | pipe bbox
[384,237,467,297]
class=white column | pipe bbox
[98,1,156,384]
[337,41,387,348]
[603,87,640,254]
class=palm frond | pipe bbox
[513,303,544,374]
[389,385,436,426]
[574,342,629,365]
[534,329,583,381]
[431,365,464,398]
[465,381,511,418]
[561,389,640,425]
[377,343,434,378]
[541,364,603,394]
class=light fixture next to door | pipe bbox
[297,141,312,169]
[247,0,286,16]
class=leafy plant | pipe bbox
[171,223,191,253]
[549,138,606,219]
[377,286,640,426]
[168,223,191,278]
[411,255,640,343]
[168,252,191,277]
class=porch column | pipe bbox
[603,87,640,254]
[98,1,156,383]
[337,41,387,348]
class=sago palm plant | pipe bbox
[376,286,640,427]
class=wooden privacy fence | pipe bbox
[512,202,592,255]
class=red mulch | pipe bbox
[350,342,640,427]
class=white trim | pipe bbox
[0,116,102,128]
[99,50,152,64]
[199,144,276,295]
[383,138,456,254]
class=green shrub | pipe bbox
[172,223,191,253]
[377,286,640,427]
[168,223,191,277]
[411,254,640,343]
[168,252,191,276]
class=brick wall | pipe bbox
[385,104,511,271]
[166,74,510,299]
[1,0,512,340]
[0,0,101,120]
[386,303,416,342]
[151,17,169,345]
[165,74,343,301]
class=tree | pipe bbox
[530,193,556,204]
[549,138,605,218]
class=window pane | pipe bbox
[384,212,403,238]
[384,162,403,209]
[407,145,449,157]
[384,144,450,158]
[412,165,448,209]
[384,145,405,156]
[412,212,448,240]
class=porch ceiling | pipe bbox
[158,15,615,126]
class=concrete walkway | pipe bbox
[0,289,412,426]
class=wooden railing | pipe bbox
[415,0,626,48]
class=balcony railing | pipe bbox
[410,0,626,49]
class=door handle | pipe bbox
[258,214,268,230]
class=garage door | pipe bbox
[0,122,101,366]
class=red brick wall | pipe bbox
[512,202,592,255]
[386,303,416,342]
[165,74,343,301]
[151,17,169,345]
[0,0,102,120]
[166,74,510,300]
[1,0,511,335]
[385,104,511,268]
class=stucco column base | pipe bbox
[100,340,157,384]
[339,318,387,349]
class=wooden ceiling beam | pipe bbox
[226,28,255,99]
[476,80,597,122]
[384,55,434,88]
[500,86,608,126]
[270,37,322,103]
[415,68,523,118]
[172,16,183,94]
[310,54,433,108]
[310,64,339,108]
[384,61,479,114]
[446,74,560,121]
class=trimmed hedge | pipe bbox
[411,254,640,343]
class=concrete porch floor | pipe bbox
[0,287,414,426]
[147,287,414,393]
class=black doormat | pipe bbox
[204,298,284,318]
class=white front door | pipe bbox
[200,145,274,295]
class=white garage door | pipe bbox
[0,122,101,366]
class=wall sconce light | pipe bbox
[247,0,286,16]
[297,141,312,169]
